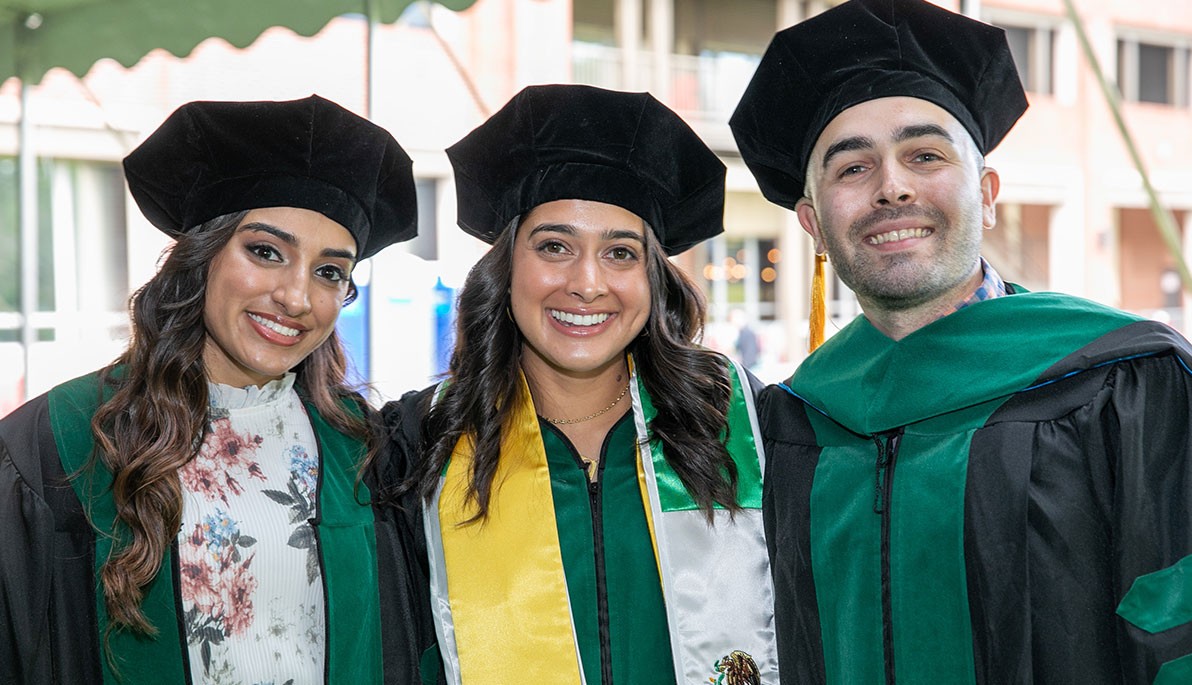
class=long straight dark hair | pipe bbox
[89,210,373,636]
[418,216,740,522]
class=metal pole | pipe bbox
[18,80,37,401]
[365,0,379,119]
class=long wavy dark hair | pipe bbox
[418,216,740,522]
[88,210,374,636]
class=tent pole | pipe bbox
[365,0,379,119]
[18,79,37,401]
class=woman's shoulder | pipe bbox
[380,384,438,433]
[0,384,83,510]
[373,384,440,480]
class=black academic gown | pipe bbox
[759,291,1192,683]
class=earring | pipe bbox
[505,305,514,322]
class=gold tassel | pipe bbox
[809,252,828,352]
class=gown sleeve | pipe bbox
[0,393,102,684]
[370,386,446,685]
[1104,346,1192,683]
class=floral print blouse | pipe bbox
[178,374,324,684]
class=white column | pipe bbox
[617,0,643,90]
[777,0,804,28]
[710,237,728,322]
[1048,180,1088,296]
[648,0,672,101]
[960,0,982,19]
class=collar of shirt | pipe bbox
[955,256,1006,312]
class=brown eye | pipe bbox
[316,265,348,283]
[248,243,283,262]
[607,246,638,262]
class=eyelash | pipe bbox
[247,243,349,284]
[536,240,569,255]
[534,240,639,262]
[608,246,639,261]
[248,243,282,262]
[316,265,348,283]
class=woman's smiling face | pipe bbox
[510,199,652,381]
[202,206,356,387]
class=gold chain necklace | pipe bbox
[541,383,630,425]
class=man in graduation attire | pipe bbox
[730,0,1192,682]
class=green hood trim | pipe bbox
[304,397,384,684]
[790,291,1140,435]
[48,370,381,683]
[49,370,188,684]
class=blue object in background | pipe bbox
[433,277,455,376]
[337,283,370,386]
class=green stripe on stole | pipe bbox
[636,359,763,511]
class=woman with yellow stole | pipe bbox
[382,85,778,684]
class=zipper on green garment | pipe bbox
[587,467,614,685]
[871,428,903,685]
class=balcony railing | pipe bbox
[572,42,760,122]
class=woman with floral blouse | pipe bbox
[0,95,437,684]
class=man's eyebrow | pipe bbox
[821,135,874,169]
[894,123,953,143]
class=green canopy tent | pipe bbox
[0,0,476,401]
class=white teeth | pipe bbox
[549,310,611,327]
[868,227,930,245]
[249,313,300,337]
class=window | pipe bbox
[1117,34,1191,107]
[0,157,127,341]
[1001,24,1054,95]
[983,8,1057,96]
[1,157,128,414]
[701,236,780,321]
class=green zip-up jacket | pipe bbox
[0,369,442,684]
[759,290,1192,684]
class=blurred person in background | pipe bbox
[731,0,1192,681]
[381,84,777,684]
[0,95,439,684]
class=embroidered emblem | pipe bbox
[709,650,762,685]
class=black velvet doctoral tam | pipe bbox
[123,94,417,259]
[730,0,1028,208]
[447,84,725,255]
